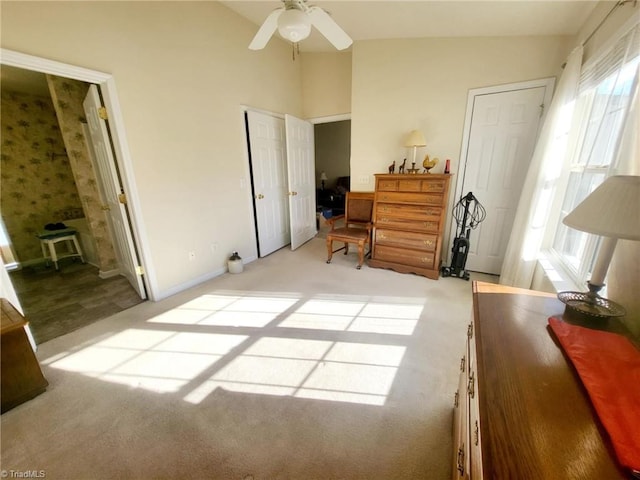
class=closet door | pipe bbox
[285,114,316,250]
[246,111,290,257]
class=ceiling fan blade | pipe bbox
[308,6,352,50]
[249,8,284,50]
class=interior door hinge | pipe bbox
[118,193,127,205]
[98,107,108,120]
[135,265,145,276]
[539,103,545,118]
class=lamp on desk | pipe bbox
[404,130,426,171]
[558,175,640,318]
[320,171,328,191]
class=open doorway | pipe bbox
[314,119,351,218]
[0,64,146,344]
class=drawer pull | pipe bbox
[423,240,434,247]
[380,218,390,223]
[457,446,465,475]
[468,371,475,399]
[378,233,387,240]
[474,420,479,446]
[454,390,459,408]
[460,356,465,372]
[420,257,431,263]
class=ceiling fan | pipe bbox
[249,0,353,51]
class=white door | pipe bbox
[460,86,547,274]
[83,85,146,298]
[246,111,291,257]
[285,114,316,250]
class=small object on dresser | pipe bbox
[398,158,406,174]
[423,155,438,173]
[388,160,395,173]
[444,159,451,174]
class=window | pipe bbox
[551,25,639,285]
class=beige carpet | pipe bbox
[1,237,496,480]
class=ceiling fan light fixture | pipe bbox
[277,9,311,43]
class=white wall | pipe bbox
[1,1,303,298]
[350,36,573,194]
[301,52,352,119]
[349,35,573,266]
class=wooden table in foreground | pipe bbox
[1,298,48,413]
[452,281,634,479]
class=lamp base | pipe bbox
[557,287,626,319]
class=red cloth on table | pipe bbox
[548,317,640,473]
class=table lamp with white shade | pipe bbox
[558,175,640,318]
[404,130,426,172]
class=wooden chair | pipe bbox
[325,191,375,269]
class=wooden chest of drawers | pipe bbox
[452,282,630,479]
[369,174,451,279]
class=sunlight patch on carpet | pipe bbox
[47,291,421,406]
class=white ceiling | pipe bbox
[1,1,599,94]
[222,0,600,52]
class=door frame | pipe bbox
[445,77,555,267]
[1,49,156,300]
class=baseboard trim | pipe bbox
[98,269,121,279]
[154,254,258,301]
[155,267,227,301]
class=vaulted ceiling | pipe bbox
[1,1,600,94]
[222,0,599,52]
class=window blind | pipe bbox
[579,24,639,91]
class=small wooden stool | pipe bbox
[38,229,85,270]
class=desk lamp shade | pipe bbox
[404,130,426,166]
[404,130,426,148]
[559,175,640,318]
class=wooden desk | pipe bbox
[452,281,632,479]
[1,298,48,413]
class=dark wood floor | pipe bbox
[8,259,145,345]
